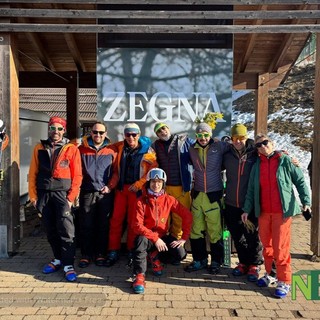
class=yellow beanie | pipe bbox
[231,124,248,137]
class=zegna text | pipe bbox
[102,92,228,122]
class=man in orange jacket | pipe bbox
[28,116,82,282]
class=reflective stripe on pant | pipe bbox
[258,212,292,284]
[190,192,222,243]
[165,185,191,240]
[108,185,138,251]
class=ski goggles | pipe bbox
[147,168,167,182]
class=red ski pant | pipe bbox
[258,212,292,284]
[108,185,138,251]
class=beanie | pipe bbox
[231,124,248,137]
[124,123,140,134]
[154,123,167,134]
[49,116,66,128]
[196,122,212,136]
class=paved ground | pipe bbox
[0,214,319,320]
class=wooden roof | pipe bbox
[1,0,319,90]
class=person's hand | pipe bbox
[303,205,311,212]
[155,238,168,252]
[100,186,111,194]
[67,200,73,208]
[31,200,37,208]
[170,239,186,248]
[291,156,300,167]
[128,184,138,192]
[241,212,249,223]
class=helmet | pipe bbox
[146,168,167,182]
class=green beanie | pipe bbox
[154,123,167,134]
[231,124,248,137]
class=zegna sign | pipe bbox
[101,91,227,123]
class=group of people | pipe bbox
[28,116,311,298]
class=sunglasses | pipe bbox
[255,139,269,148]
[196,133,211,139]
[125,133,138,138]
[49,126,64,132]
[92,130,105,135]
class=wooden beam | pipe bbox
[50,4,88,73]
[66,72,80,141]
[233,72,283,90]
[2,8,320,20]
[254,73,269,135]
[311,33,320,257]
[1,23,320,33]
[2,0,320,5]
[19,18,56,71]
[236,5,266,73]
[268,4,308,73]
[19,71,96,88]
[0,34,20,255]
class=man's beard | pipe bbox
[161,134,171,141]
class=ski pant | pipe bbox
[78,190,114,259]
[108,185,138,251]
[37,190,75,266]
[133,235,187,275]
[224,204,263,266]
[165,185,191,240]
[190,192,223,264]
[259,212,292,284]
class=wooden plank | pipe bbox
[233,71,283,90]
[1,23,320,33]
[2,8,320,20]
[254,73,269,134]
[311,33,320,257]
[2,0,320,5]
[19,71,96,88]
[66,72,80,141]
[0,34,20,254]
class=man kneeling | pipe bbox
[131,168,193,294]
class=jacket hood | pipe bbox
[138,136,152,153]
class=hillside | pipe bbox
[233,63,315,152]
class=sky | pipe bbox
[232,91,312,195]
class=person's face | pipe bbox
[48,122,65,142]
[124,131,140,148]
[150,178,164,193]
[255,137,273,156]
[196,132,211,147]
[156,126,170,141]
[91,124,106,146]
[231,135,247,151]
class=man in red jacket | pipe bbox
[131,168,193,294]
[28,116,82,282]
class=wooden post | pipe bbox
[0,34,20,256]
[66,72,80,142]
[311,33,320,257]
[254,73,269,135]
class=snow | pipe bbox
[232,93,312,194]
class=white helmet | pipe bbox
[146,168,167,182]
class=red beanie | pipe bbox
[49,116,67,128]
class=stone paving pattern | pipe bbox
[0,215,319,320]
